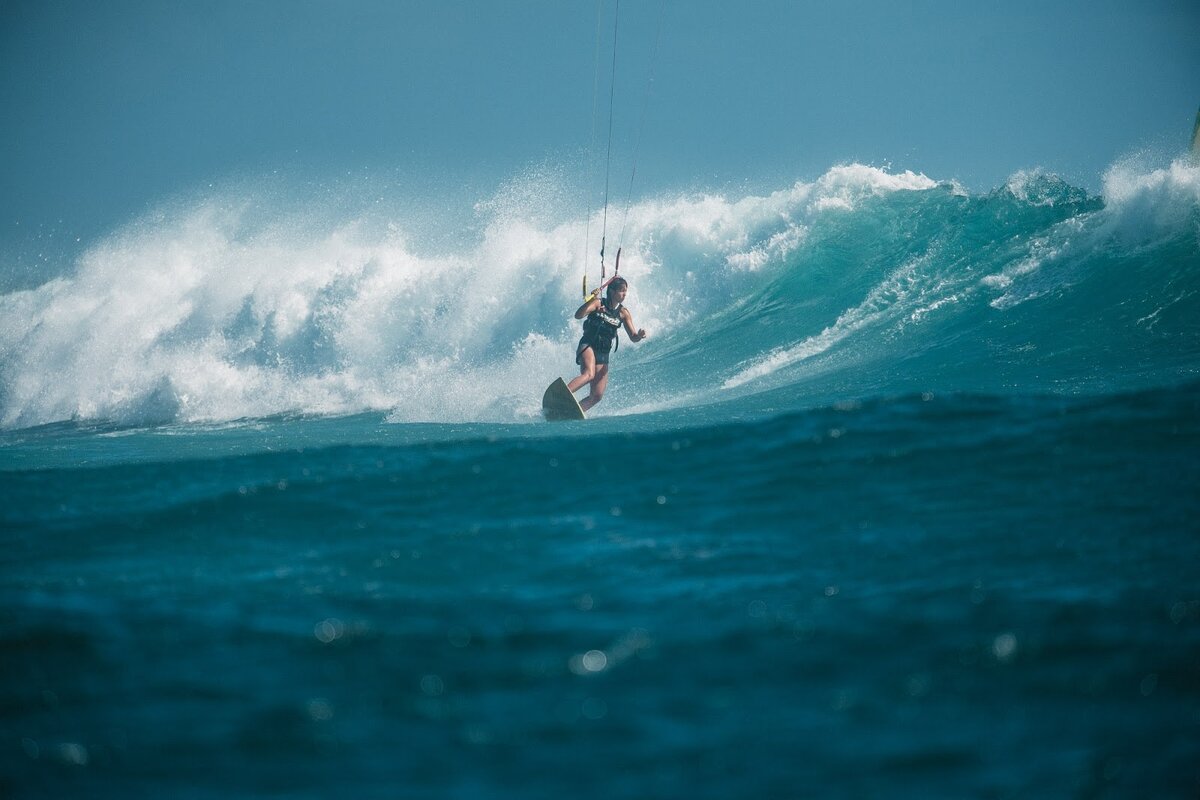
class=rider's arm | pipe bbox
[575,294,601,319]
[621,308,646,342]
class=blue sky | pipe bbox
[2,0,1197,268]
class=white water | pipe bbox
[0,165,947,429]
[2,159,1195,429]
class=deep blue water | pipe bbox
[2,162,1199,797]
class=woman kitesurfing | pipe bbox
[541,0,662,420]
[568,276,646,412]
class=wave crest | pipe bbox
[0,160,1196,430]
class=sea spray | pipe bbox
[1,160,1197,430]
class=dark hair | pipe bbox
[607,277,629,295]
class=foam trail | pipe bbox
[724,252,945,388]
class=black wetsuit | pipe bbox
[576,300,624,366]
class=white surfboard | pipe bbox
[542,377,586,421]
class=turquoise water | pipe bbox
[3,161,1199,797]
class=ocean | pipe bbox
[2,159,1199,797]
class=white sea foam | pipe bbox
[1099,156,1200,243]
[981,157,1200,310]
[0,164,941,428]
[0,196,587,427]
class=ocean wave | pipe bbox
[0,160,1197,430]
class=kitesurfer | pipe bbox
[566,276,646,411]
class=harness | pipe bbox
[582,300,623,354]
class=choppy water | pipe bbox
[3,159,1199,797]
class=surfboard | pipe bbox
[542,377,586,421]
